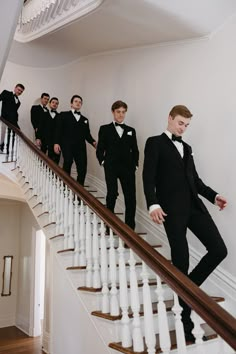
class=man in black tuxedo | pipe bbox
[54,95,96,185]
[36,97,60,164]
[96,100,139,230]
[143,105,227,342]
[0,83,25,152]
[31,92,50,137]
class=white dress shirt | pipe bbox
[114,121,124,137]
[72,109,81,122]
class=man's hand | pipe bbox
[93,141,97,148]
[150,207,167,224]
[215,195,227,210]
[54,144,61,154]
[35,139,41,147]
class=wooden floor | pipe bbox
[0,326,44,354]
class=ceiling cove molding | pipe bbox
[15,0,105,43]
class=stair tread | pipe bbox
[50,233,64,240]
[57,248,74,254]
[91,296,224,321]
[109,323,218,353]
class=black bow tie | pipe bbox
[115,122,124,128]
[74,111,80,115]
[172,134,182,143]
[51,110,56,113]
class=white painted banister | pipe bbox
[1,118,235,354]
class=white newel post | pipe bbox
[129,250,144,352]
[118,238,131,347]
[73,196,80,266]
[109,229,119,316]
[155,274,171,354]
[100,221,109,313]
[92,213,101,289]
[85,205,92,287]
[141,262,156,354]
[172,292,187,353]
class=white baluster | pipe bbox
[85,206,92,287]
[141,262,156,354]
[172,292,187,353]
[7,130,14,162]
[63,186,69,249]
[3,127,8,154]
[100,221,109,313]
[155,274,171,353]
[129,250,144,351]
[109,229,119,316]
[118,238,131,347]
[67,189,74,249]
[79,201,86,266]
[92,213,101,289]
[55,177,61,235]
[73,196,80,266]
[59,180,64,235]
[191,311,206,351]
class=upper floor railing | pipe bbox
[15,0,104,42]
[1,117,236,353]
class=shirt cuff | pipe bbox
[214,194,219,205]
[149,204,161,214]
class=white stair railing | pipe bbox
[1,118,235,354]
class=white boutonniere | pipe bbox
[127,131,132,136]
[84,119,88,124]
[191,152,194,156]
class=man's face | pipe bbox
[14,86,24,96]
[112,107,127,123]
[50,99,59,110]
[71,97,82,110]
[167,114,191,136]
[41,95,49,107]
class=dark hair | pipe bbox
[71,95,83,104]
[169,105,192,119]
[41,93,50,99]
[111,100,128,112]
[50,97,59,103]
[15,83,25,90]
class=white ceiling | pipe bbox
[8,0,236,68]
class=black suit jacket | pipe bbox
[143,133,217,214]
[54,111,95,151]
[31,105,48,131]
[36,110,59,144]
[0,90,21,127]
[96,122,139,170]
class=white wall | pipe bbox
[0,201,20,327]
[16,202,40,334]
[1,16,236,278]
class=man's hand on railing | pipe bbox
[54,144,61,154]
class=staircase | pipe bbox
[1,118,236,354]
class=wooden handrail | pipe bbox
[1,117,236,349]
